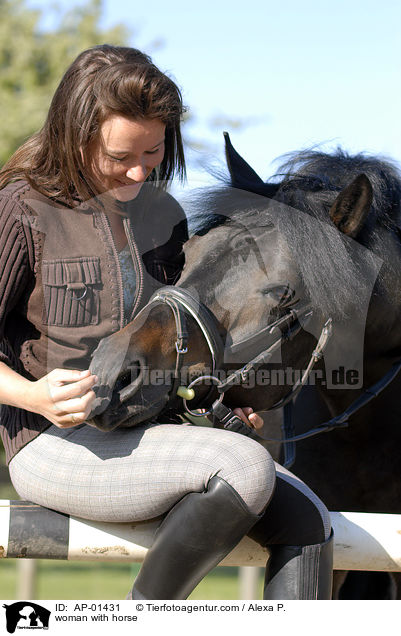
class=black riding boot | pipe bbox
[263,529,334,599]
[130,475,261,600]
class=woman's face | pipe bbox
[85,114,166,202]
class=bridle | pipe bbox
[148,286,224,409]
[133,285,401,464]
[149,286,401,449]
[148,285,333,422]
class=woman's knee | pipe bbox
[213,434,276,515]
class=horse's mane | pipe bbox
[274,148,401,230]
[186,148,401,319]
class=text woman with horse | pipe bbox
[0,45,333,599]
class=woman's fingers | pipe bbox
[47,390,97,429]
[47,368,92,385]
[29,368,98,428]
[56,411,90,428]
[247,411,264,430]
[233,407,264,431]
[53,390,97,417]
[50,373,98,402]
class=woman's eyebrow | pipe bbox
[106,138,165,155]
[106,149,130,155]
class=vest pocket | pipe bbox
[42,257,101,327]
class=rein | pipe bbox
[283,357,401,442]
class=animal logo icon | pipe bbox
[2,602,51,633]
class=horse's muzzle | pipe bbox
[87,353,149,429]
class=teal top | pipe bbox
[118,244,137,320]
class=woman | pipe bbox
[0,44,332,600]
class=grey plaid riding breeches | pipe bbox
[9,421,275,517]
[9,421,331,544]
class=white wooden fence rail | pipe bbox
[1,501,400,571]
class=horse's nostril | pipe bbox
[117,357,146,403]
[116,363,140,392]
[114,365,139,395]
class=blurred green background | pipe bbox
[0,560,263,600]
[0,0,128,166]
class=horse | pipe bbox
[88,135,401,598]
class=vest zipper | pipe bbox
[123,217,144,321]
[97,210,125,328]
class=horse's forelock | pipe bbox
[186,184,278,236]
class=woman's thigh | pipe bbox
[9,422,275,522]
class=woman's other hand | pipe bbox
[232,407,264,431]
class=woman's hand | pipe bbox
[232,407,264,431]
[26,369,98,428]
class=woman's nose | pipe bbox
[126,162,147,182]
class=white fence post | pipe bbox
[239,566,262,599]
[16,559,38,599]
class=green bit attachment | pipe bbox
[176,386,195,401]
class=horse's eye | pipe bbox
[264,284,295,306]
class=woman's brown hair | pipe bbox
[0,44,186,205]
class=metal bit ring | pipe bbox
[183,375,225,417]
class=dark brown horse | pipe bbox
[89,137,401,598]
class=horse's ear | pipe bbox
[224,131,264,188]
[329,173,373,237]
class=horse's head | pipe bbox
[177,136,379,405]
[88,292,216,430]
[88,135,401,429]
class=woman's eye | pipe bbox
[146,147,163,155]
[108,155,126,162]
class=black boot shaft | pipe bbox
[264,529,334,600]
[132,476,261,600]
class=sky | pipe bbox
[26,0,401,186]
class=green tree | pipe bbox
[0,0,128,165]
